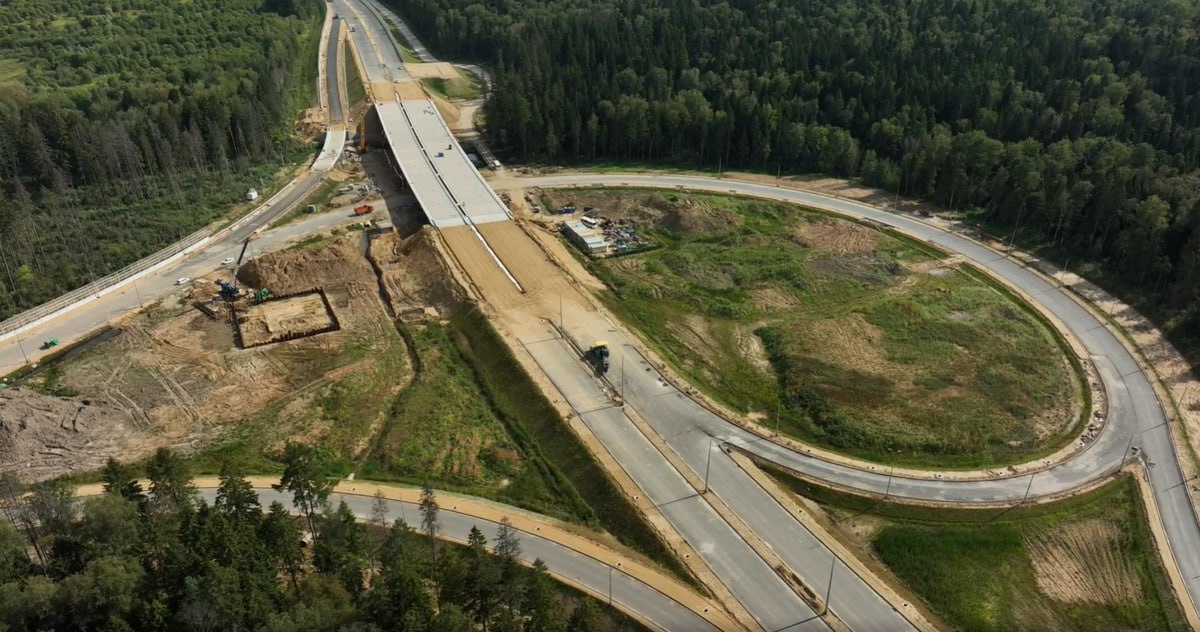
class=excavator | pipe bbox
[217,235,269,303]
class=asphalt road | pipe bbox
[327,19,344,124]
[333,0,382,81]
[192,487,718,632]
[521,335,834,632]
[362,0,434,62]
[514,173,1200,617]
[334,0,408,83]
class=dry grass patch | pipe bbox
[1027,520,1142,605]
[794,219,880,253]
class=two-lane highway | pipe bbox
[327,19,344,124]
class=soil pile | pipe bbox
[238,237,373,292]
[794,219,880,254]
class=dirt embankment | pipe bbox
[368,228,465,318]
[535,189,741,238]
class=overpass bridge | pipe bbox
[335,0,520,286]
[375,99,511,228]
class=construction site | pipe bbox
[0,218,463,482]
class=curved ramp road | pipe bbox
[515,173,1200,617]
[197,487,722,632]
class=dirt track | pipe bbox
[439,222,595,340]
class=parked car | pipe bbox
[221,257,235,266]
[175,277,191,285]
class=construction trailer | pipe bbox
[562,220,613,256]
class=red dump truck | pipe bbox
[353,204,373,216]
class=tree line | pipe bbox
[0,0,322,321]
[387,0,1200,357]
[0,444,627,631]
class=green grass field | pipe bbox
[386,26,422,64]
[568,189,1083,467]
[764,464,1185,631]
[345,47,366,107]
[421,70,482,101]
[361,322,554,497]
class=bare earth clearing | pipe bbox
[0,231,430,481]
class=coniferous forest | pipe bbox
[389,0,1200,358]
[0,0,322,320]
[0,448,625,632]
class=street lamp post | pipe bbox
[702,437,715,494]
[15,338,29,365]
[1021,471,1037,505]
[620,352,625,398]
[823,560,836,615]
[775,399,781,436]
[608,566,613,606]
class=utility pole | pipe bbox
[15,338,29,365]
[1021,471,1037,506]
[132,277,144,308]
[702,437,715,494]
[883,468,894,501]
[1113,430,1139,478]
[620,352,625,398]
[608,565,613,606]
